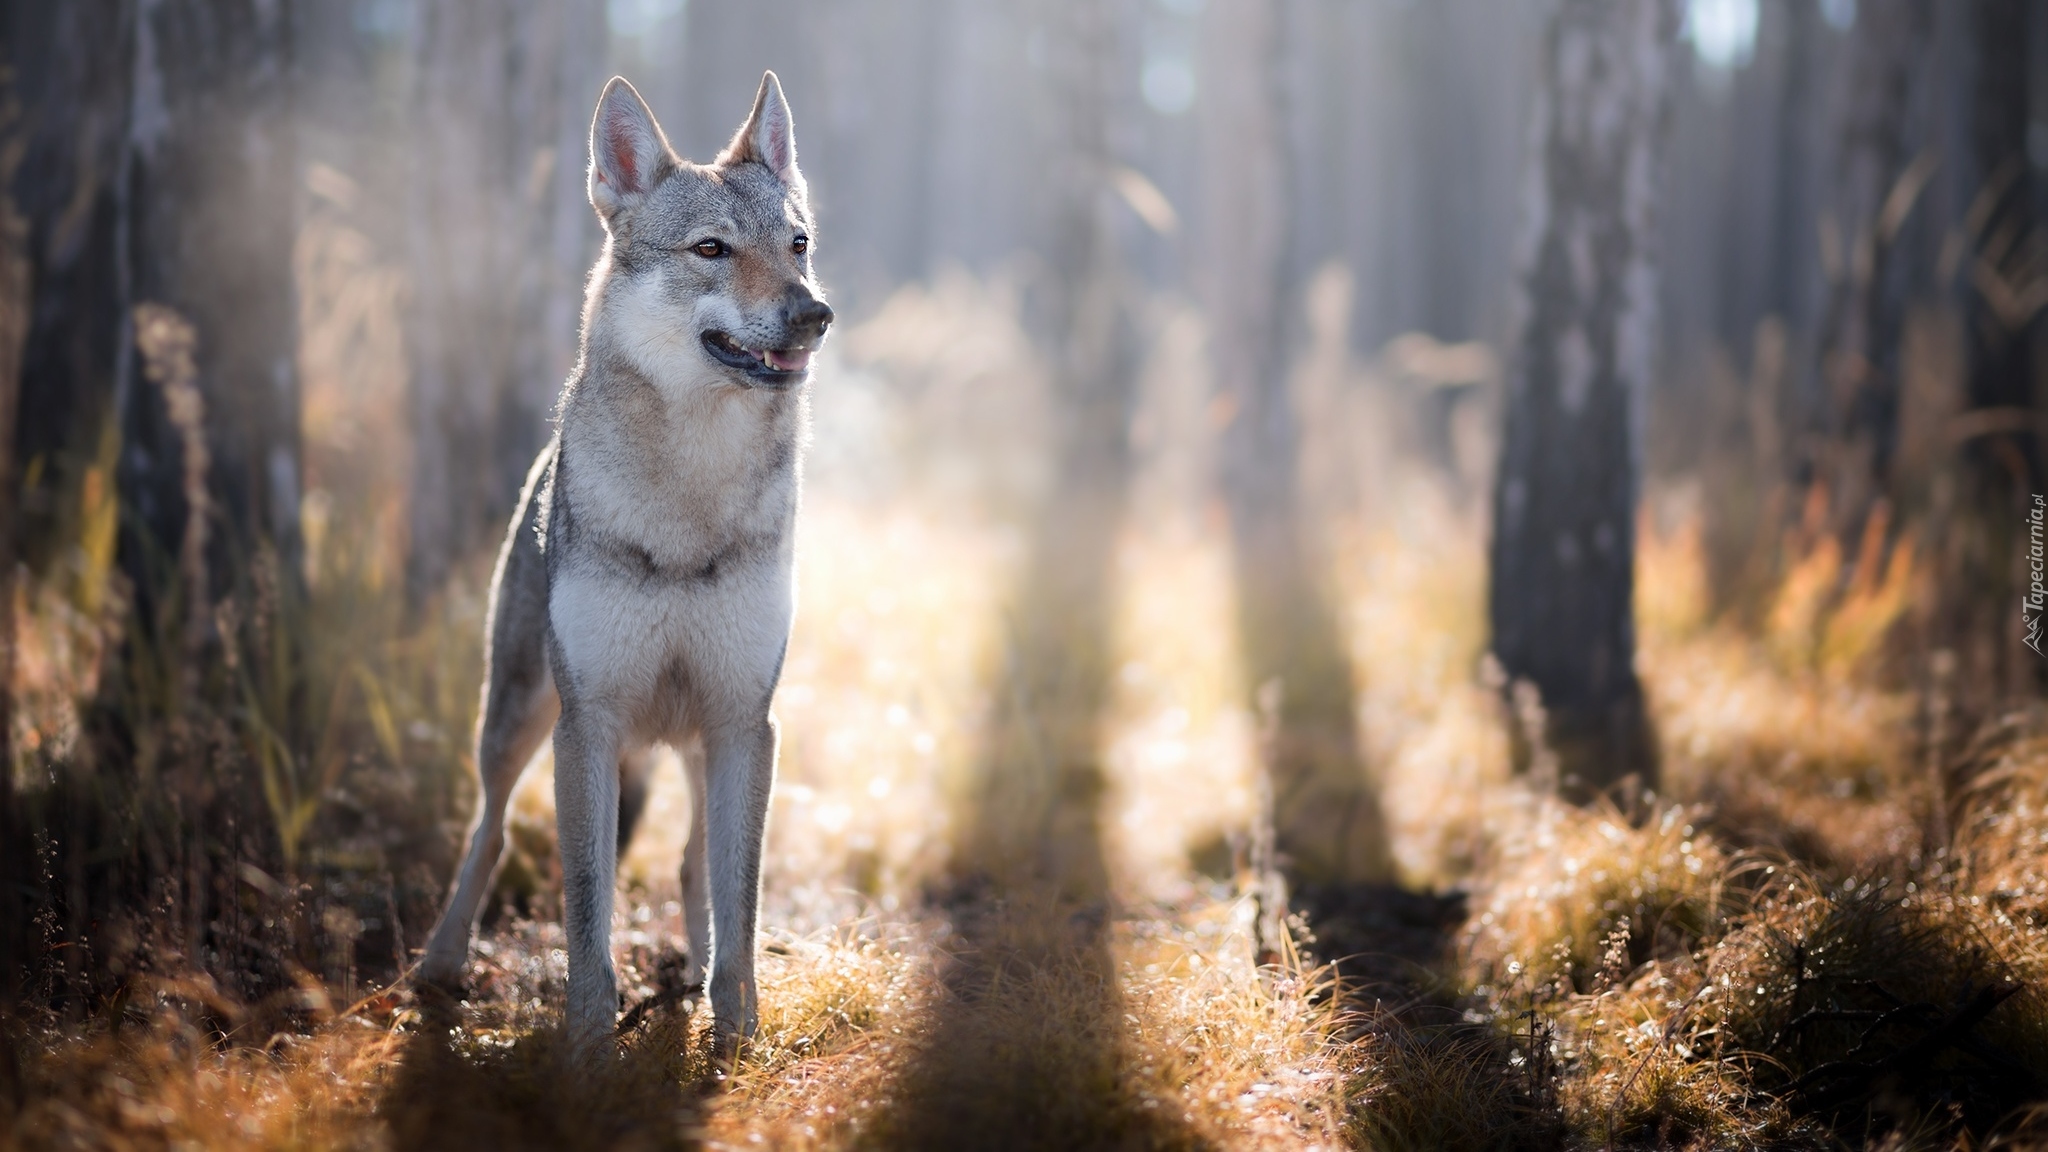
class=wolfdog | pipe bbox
[421,72,830,1048]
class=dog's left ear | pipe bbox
[722,71,803,192]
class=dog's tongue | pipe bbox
[764,348,812,373]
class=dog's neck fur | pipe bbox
[552,240,806,570]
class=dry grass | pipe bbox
[3,1007,396,1150]
[682,899,1355,1151]
[1389,510,2048,1150]
[699,922,936,1148]
[1463,799,1730,995]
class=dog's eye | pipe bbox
[691,240,727,258]
[791,235,809,255]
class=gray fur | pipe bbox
[422,73,829,1049]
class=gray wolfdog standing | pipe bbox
[421,71,830,1048]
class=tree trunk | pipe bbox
[403,0,601,605]
[0,0,146,1007]
[1952,0,2046,698]
[1804,0,1932,541]
[1204,0,1392,883]
[0,209,18,1005]
[0,0,307,1001]
[1489,0,1679,803]
[119,0,303,621]
[4,1,133,576]
[0,36,35,1006]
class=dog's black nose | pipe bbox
[786,294,834,338]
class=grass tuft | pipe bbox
[1463,798,1730,995]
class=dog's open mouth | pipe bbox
[701,330,813,384]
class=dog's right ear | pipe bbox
[588,77,674,225]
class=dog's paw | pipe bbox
[616,959,701,1036]
[704,1025,747,1081]
[411,976,464,1030]
[655,949,699,996]
[417,954,469,995]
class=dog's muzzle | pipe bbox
[700,292,834,389]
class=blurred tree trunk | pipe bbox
[0,0,137,1006]
[0,45,32,1007]
[4,1,133,574]
[0,0,313,990]
[403,0,600,606]
[119,0,303,622]
[1489,0,1679,803]
[0,201,18,1005]
[1766,2,1824,339]
[1204,0,1392,883]
[1702,4,1821,612]
[1807,0,1932,537]
[1948,0,2046,697]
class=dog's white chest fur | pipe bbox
[548,373,803,733]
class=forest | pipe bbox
[1,0,2046,1148]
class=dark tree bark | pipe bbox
[119,0,303,617]
[1204,0,1392,882]
[0,0,137,1008]
[403,0,601,605]
[1689,3,1823,612]
[1962,3,2040,426]
[1489,0,1679,802]
[0,39,34,1006]
[0,0,310,1000]
[5,0,133,572]
[1766,1,1825,337]
[1806,0,1934,538]
[1947,0,2047,697]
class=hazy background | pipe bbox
[3,4,2048,1145]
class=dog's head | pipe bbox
[587,73,831,393]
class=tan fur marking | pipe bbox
[733,250,783,310]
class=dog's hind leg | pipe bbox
[616,745,658,858]
[421,451,558,990]
[420,673,555,989]
[677,736,710,988]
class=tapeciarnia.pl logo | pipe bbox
[2029,494,2046,657]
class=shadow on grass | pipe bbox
[874,605,1209,1148]
[1298,885,1569,1151]
[381,1004,709,1152]
[1296,883,1468,1009]
[865,241,1205,1147]
[871,497,1209,1148]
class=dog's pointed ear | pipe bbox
[588,77,675,224]
[722,71,802,191]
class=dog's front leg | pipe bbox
[704,715,776,1041]
[553,696,624,1049]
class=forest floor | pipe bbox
[7,285,2048,1149]
[13,484,2048,1152]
